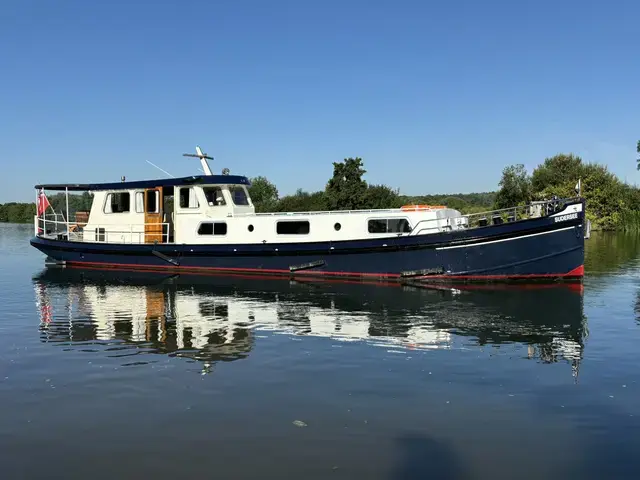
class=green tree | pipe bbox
[578,163,627,230]
[400,192,495,211]
[636,140,640,170]
[362,184,402,209]
[248,176,279,212]
[440,196,468,211]
[275,189,328,212]
[325,157,368,210]
[494,164,532,209]
[523,152,640,230]
[531,154,582,197]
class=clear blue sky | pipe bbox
[1,0,638,202]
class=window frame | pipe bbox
[135,191,144,213]
[229,185,251,206]
[276,220,310,235]
[146,190,159,214]
[103,191,131,214]
[197,221,228,236]
[203,186,227,207]
[178,187,200,210]
[367,217,412,234]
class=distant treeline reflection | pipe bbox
[584,231,640,274]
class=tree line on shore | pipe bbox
[247,157,496,215]
[0,192,93,224]
[3,143,639,231]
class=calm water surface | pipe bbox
[1,224,640,479]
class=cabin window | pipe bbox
[230,186,250,206]
[203,187,226,206]
[95,227,105,242]
[368,218,411,234]
[179,187,199,209]
[104,192,130,214]
[146,190,159,213]
[198,222,227,236]
[277,221,310,235]
[135,192,144,213]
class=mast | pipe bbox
[183,146,213,175]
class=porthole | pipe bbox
[334,222,341,231]
[248,224,254,232]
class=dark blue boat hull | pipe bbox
[30,201,586,283]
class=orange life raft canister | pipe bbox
[400,205,446,211]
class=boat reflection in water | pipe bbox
[33,268,588,377]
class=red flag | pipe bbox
[37,188,50,216]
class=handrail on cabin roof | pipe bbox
[34,174,251,192]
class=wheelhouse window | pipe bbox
[104,192,130,214]
[135,192,144,213]
[368,218,411,234]
[197,222,227,235]
[203,187,226,206]
[230,186,250,206]
[179,187,199,209]
[277,221,310,235]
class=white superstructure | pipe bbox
[35,146,474,245]
[75,185,467,245]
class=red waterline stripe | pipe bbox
[62,263,381,283]
[62,264,584,292]
[63,260,584,280]
[66,264,405,288]
[65,260,400,278]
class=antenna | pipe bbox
[146,160,175,178]
[183,145,213,175]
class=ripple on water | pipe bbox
[1,226,640,478]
